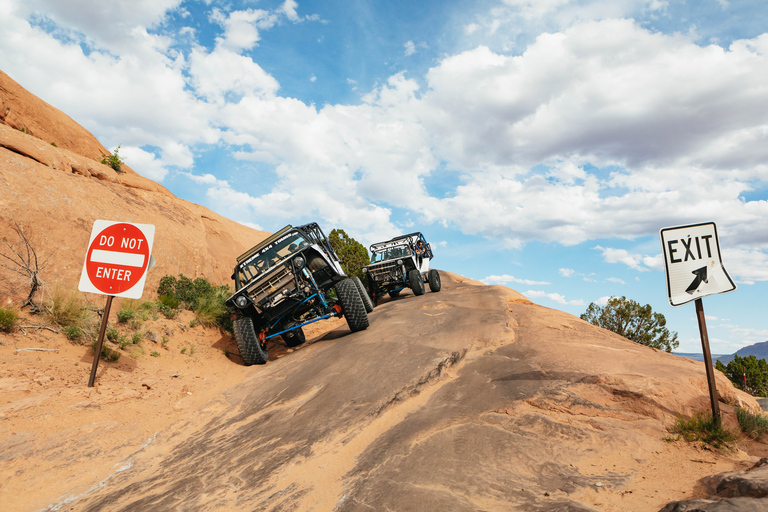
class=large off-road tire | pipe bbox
[234,316,269,365]
[335,278,370,332]
[389,289,401,298]
[428,269,442,292]
[282,326,305,347]
[409,269,425,296]
[352,276,375,313]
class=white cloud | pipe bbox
[606,277,625,284]
[404,41,416,56]
[559,268,574,277]
[525,290,585,306]
[482,274,551,286]
[188,46,280,103]
[594,245,655,272]
[210,8,278,51]
[3,2,768,283]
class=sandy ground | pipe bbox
[0,304,345,511]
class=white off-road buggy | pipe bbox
[362,232,441,304]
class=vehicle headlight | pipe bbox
[235,295,248,308]
[294,256,305,269]
[362,267,368,273]
[397,259,403,265]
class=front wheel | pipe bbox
[234,316,269,365]
[428,269,441,292]
[409,269,425,296]
[352,276,375,313]
[335,278,370,332]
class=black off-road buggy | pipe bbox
[225,223,372,365]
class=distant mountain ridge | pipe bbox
[675,340,768,365]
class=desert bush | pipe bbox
[670,411,738,448]
[0,306,19,332]
[100,145,124,173]
[46,285,87,328]
[129,346,145,359]
[150,351,160,357]
[64,325,83,340]
[131,332,142,344]
[158,275,233,331]
[106,326,119,342]
[116,306,135,323]
[737,408,768,441]
[194,286,231,328]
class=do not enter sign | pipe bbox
[79,220,155,299]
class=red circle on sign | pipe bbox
[85,223,150,295]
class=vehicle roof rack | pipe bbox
[236,225,293,263]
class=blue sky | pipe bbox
[2,0,767,354]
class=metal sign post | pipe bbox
[694,298,721,424]
[79,221,155,387]
[660,222,736,424]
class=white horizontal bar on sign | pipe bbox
[91,249,145,268]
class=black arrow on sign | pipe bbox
[686,266,708,294]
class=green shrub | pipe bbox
[100,145,124,173]
[670,411,738,448]
[161,335,169,347]
[64,325,83,340]
[157,294,179,309]
[737,408,768,441]
[118,334,130,349]
[131,332,142,344]
[116,307,135,323]
[106,326,119,341]
[157,275,234,332]
[194,286,231,328]
[150,351,160,357]
[0,307,18,332]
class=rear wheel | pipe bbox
[428,269,442,292]
[282,326,305,347]
[234,316,269,365]
[409,269,425,296]
[352,276,375,313]
[335,278,370,332]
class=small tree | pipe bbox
[0,223,50,313]
[581,296,679,353]
[328,229,369,281]
[716,355,768,397]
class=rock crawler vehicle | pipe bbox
[225,223,371,365]
[362,232,441,304]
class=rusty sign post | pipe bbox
[660,222,736,425]
[79,220,155,387]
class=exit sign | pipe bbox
[660,222,736,306]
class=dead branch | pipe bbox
[18,325,59,333]
[0,222,52,313]
[14,348,60,354]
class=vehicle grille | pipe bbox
[367,261,402,283]
[245,265,296,306]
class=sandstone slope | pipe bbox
[0,70,268,303]
[38,273,766,512]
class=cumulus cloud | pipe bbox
[525,290,585,306]
[482,274,551,286]
[2,1,768,283]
